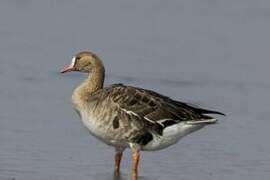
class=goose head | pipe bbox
[61,51,103,74]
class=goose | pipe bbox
[61,51,224,179]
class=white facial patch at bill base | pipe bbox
[70,57,76,67]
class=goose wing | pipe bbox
[98,84,224,133]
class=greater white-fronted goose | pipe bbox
[61,51,225,179]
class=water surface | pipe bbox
[0,0,270,180]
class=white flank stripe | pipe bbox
[144,116,156,124]
[185,118,217,125]
[121,108,140,118]
[120,108,157,124]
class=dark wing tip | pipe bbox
[209,110,226,116]
[199,109,226,116]
[182,102,226,116]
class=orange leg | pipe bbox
[114,152,123,175]
[131,149,140,180]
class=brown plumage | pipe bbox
[61,51,225,179]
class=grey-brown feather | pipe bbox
[84,83,223,146]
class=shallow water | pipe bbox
[1,0,270,180]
